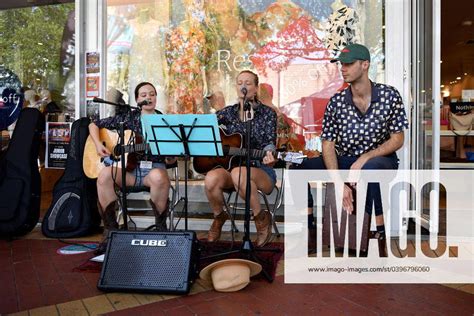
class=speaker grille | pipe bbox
[98,231,198,294]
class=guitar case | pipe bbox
[42,117,101,238]
[0,108,44,238]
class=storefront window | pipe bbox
[0,3,76,118]
[106,0,384,151]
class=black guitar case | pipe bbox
[0,108,44,238]
[42,117,101,238]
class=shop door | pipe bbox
[411,0,441,230]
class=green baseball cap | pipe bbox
[330,43,371,63]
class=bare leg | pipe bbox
[204,168,234,215]
[204,168,234,242]
[230,167,273,216]
[143,168,170,213]
[97,166,137,209]
[230,166,274,247]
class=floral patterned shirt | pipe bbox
[217,102,277,156]
[94,109,164,162]
[321,82,409,157]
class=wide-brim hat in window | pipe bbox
[330,43,371,63]
[199,259,262,292]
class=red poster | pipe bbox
[86,76,100,97]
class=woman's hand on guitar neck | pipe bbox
[262,151,276,167]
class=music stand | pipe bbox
[141,114,223,230]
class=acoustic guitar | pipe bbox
[83,129,148,179]
[192,129,306,174]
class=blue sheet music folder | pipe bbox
[141,114,223,157]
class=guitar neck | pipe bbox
[228,147,273,159]
[122,143,148,154]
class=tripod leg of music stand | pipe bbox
[247,252,274,282]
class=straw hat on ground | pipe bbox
[199,259,262,292]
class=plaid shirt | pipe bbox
[321,82,408,157]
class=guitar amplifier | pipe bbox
[98,231,200,294]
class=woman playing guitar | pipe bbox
[88,82,175,251]
[205,70,277,247]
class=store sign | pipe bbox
[0,67,23,131]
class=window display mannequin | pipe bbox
[24,89,38,108]
[107,6,134,102]
[128,7,167,112]
[331,0,345,11]
[39,89,61,115]
[325,0,361,56]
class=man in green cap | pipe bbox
[294,43,409,255]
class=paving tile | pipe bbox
[179,289,226,305]
[457,283,474,295]
[41,283,72,306]
[36,266,63,286]
[13,260,37,279]
[187,300,217,314]
[3,234,474,316]
[207,296,252,315]
[0,272,16,296]
[83,294,115,315]
[105,304,167,316]
[17,287,44,311]
[194,278,214,291]
[28,304,59,316]
[152,296,186,311]
[0,240,11,251]
[442,283,464,290]
[106,292,141,311]
[57,299,89,316]
[133,293,165,305]
[0,294,19,314]
[227,293,276,315]
[8,311,29,316]
[164,305,195,315]
[188,280,207,295]
[66,282,102,302]
[418,285,473,312]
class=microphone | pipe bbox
[244,100,252,111]
[137,100,151,107]
[92,97,122,107]
[241,87,247,96]
[93,97,107,104]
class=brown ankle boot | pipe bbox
[150,199,169,232]
[254,210,272,247]
[96,201,118,255]
[207,211,229,242]
[98,201,118,237]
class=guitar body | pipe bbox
[83,129,132,179]
[192,129,306,175]
[193,130,242,174]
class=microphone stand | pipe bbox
[202,94,280,283]
[240,98,281,282]
[93,97,141,230]
[242,99,253,251]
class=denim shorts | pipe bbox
[259,165,277,187]
[134,162,166,186]
[230,163,277,187]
